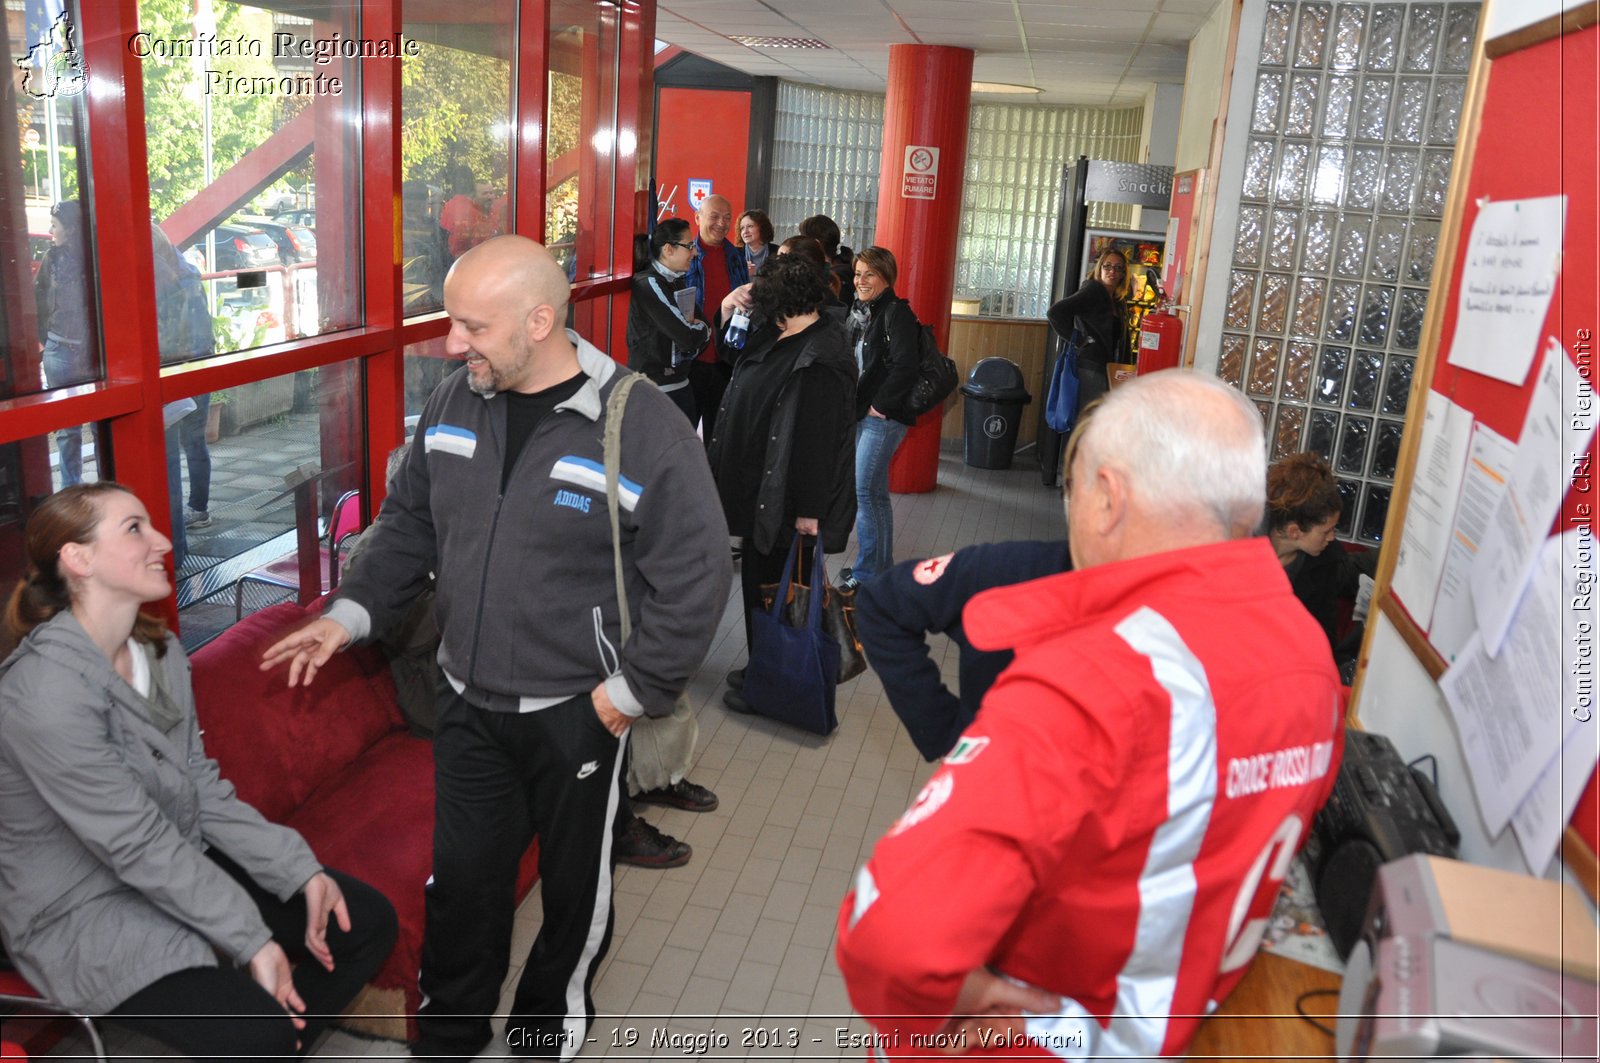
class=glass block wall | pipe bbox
[957,104,1146,318]
[768,83,886,253]
[768,85,1145,320]
[1218,1,1478,543]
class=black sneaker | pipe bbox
[837,573,861,593]
[615,814,691,868]
[726,667,745,691]
[723,689,755,715]
[634,778,719,813]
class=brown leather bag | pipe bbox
[761,558,867,684]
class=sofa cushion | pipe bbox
[286,732,434,1011]
[191,600,405,823]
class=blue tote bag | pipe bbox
[744,534,840,736]
[1044,330,1082,433]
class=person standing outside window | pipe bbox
[841,246,919,593]
[34,199,94,486]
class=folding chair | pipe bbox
[234,488,362,619]
[0,969,107,1062]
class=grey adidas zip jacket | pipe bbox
[328,334,731,718]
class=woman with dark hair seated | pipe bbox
[626,218,711,424]
[707,255,857,714]
[1267,452,1378,668]
[0,482,397,1060]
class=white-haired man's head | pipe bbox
[1066,370,1266,570]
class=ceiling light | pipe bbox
[728,36,830,49]
[971,81,1041,94]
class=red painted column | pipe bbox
[874,44,972,494]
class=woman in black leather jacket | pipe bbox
[843,245,920,592]
[1047,248,1130,422]
[625,218,710,424]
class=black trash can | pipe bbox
[960,357,1032,469]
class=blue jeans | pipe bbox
[42,337,92,486]
[165,424,187,573]
[177,393,212,512]
[852,415,907,583]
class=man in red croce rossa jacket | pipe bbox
[836,370,1344,1059]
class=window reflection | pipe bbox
[400,3,515,317]
[138,0,363,358]
[547,0,619,281]
[170,362,362,646]
[0,428,105,592]
[4,3,99,403]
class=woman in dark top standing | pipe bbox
[707,255,857,713]
[1046,248,1130,422]
[625,219,710,424]
[842,245,920,592]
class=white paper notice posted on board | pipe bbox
[1447,195,1566,386]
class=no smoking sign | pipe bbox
[901,145,939,200]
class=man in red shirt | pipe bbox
[836,370,1343,1059]
[683,194,746,436]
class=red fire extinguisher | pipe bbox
[1137,306,1184,375]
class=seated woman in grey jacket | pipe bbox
[0,482,396,1060]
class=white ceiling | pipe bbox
[653,0,1226,108]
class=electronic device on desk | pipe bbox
[1334,855,1600,1061]
[1337,933,1597,1059]
[1306,728,1459,958]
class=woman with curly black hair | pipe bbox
[707,255,857,713]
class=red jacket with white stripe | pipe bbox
[835,538,1343,1059]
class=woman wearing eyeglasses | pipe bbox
[626,218,711,424]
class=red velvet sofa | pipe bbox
[189,599,538,1041]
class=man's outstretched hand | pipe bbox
[260,618,351,687]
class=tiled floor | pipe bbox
[39,448,1067,1062]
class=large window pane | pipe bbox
[138,0,364,358]
[3,1,99,401]
[0,426,109,596]
[400,2,515,317]
[548,0,619,281]
[172,361,362,645]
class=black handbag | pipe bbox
[890,303,958,418]
[760,542,867,684]
[745,535,840,735]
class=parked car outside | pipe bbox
[235,215,317,264]
[273,208,316,229]
[187,223,280,273]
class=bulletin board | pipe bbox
[1353,4,1600,897]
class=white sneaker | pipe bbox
[185,508,212,529]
